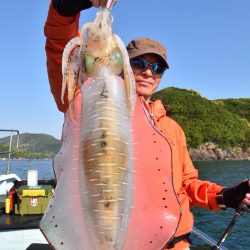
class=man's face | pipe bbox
[131,54,165,103]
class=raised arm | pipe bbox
[44,0,107,112]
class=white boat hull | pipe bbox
[0,229,48,250]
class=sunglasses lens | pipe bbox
[152,64,165,74]
[130,59,147,69]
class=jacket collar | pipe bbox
[150,99,166,120]
[141,96,166,120]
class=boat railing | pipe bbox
[0,129,20,174]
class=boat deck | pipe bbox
[0,213,42,230]
[0,179,55,249]
[0,212,51,249]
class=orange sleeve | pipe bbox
[44,3,80,112]
[180,131,224,210]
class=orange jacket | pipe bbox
[150,101,223,249]
[44,4,224,249]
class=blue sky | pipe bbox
[1,1,249,139]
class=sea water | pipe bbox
[191,161,250,250]
[0,159,54,180]
[0,159,249,249]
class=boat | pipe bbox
[0,129,55,250]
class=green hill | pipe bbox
[152,87,250,148]
[214,98,250,123]
[0,133,61,159]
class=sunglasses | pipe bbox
[130,58,166,74]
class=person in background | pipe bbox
[44,1,250,249]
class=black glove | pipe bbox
[222,179,250,212]
[52,0,93,16]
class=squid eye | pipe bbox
[111,49,123,66]
[83,54,95,74]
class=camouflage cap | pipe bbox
[126,37,169,69]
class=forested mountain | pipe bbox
[152,87,250,149]
[214,98,250,123]
[0,133,61,159]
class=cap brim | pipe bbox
[129,50,169,69]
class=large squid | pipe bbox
[40,3,136,250]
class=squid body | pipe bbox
[40,7,135,250]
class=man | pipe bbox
[44,1,250,249]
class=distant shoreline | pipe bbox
[189,142,250,161]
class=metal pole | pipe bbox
[0,129,19,174]
[6,132,13,175]
[192,226,229,250]
[210,204,246,250]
